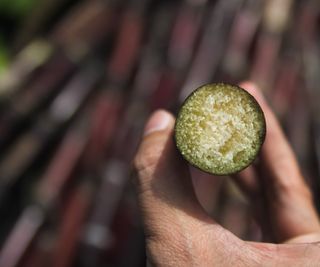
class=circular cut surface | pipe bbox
[175,83,266,175]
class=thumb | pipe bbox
[134,110,212,241]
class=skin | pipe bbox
[134,82,320,266]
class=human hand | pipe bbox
[134,82,320,266]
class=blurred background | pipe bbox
[0,0,319,266]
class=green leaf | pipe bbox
[0,0,38,16]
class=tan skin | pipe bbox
[134,82,320,266]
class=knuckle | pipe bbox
[134,148,158,175]
[134,134,166,173]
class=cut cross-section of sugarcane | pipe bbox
[175,83,266,175]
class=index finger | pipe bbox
[240,82,305,190]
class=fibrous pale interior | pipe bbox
[175,84,265,175]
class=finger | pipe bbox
[284,232,320,243]
[134,110,213,241]
[232,164,280,240]
[249,241,320,265]
[239,81,305,192]
[240,81,320,242]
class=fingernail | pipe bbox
[144,110,172,136]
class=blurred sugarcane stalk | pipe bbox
[51,0,120,58]
[0,94,97,267]
[151,0,208,111]
[0,40,53,103]
[0,50,76,157]
[250,0,294,92]
[13,0,72,52]
[0,60,103,249]
[179,0,243,102]
[77,2,148,265]
[221,0,263,81]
